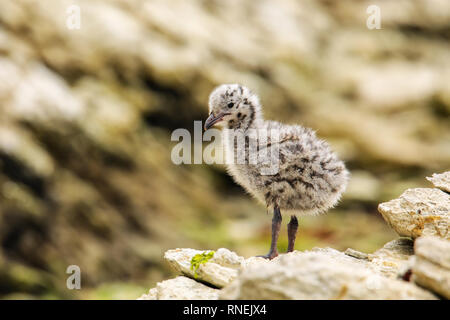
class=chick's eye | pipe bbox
[227,102,234,108]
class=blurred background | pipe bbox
[0,0,449,299]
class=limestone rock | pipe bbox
[427,171,450,193]
[138,276,219,300]
[311,245,412,279]
[138,288,157,300]
[220,250,436,300]
[345,248,369,260]
[211,248,245,269]
[413,236,450,299]
[378,188,450,239]
[164,248,243,288]
[309,247,370,267]
[367,238,414,279]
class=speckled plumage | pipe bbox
[207,84,349,215]
[205,83,349,258]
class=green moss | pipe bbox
[190,251,215,278]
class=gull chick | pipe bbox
[205,84,349,259]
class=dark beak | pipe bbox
[204,112,230,130]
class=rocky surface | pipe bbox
[367,238,414,279]
[427,172,450,193]
[164,248,243,288]
[140,245,436,300]
[140,172,449,300]
[378,187,449,239]
[221,250,434,300]
[138,276,219,300]
[413,236,450,299]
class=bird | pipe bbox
[204,84,349,259]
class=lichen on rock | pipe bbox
[378,187,449,239]
[190,251,215,278]
[164,248,241,288]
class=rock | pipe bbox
[378,188,450,239]
[144,172,450,300]
[345,248,369,260]
[211,248,245,269]
[138,288,157,300]
[413,236,450,299]
[427,171,450,193]
[308,247,369,268]
[143,243,449,300]
[138,276,219,300]
[367,238,414,279]
[220,250,436,300]
[164,248,243,288]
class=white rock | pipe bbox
[345,248,369,260]
[367,238,414,278]
[137,288,157,300]
[427,171,450,193]
[378,188,450,239]
[164,248,242,288]
[220,250,436,300]
[413,236,450,299]
[138,276,219,300]
[211,248,245,269]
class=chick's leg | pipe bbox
[258,206,282,260]
[287,215,298,252]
